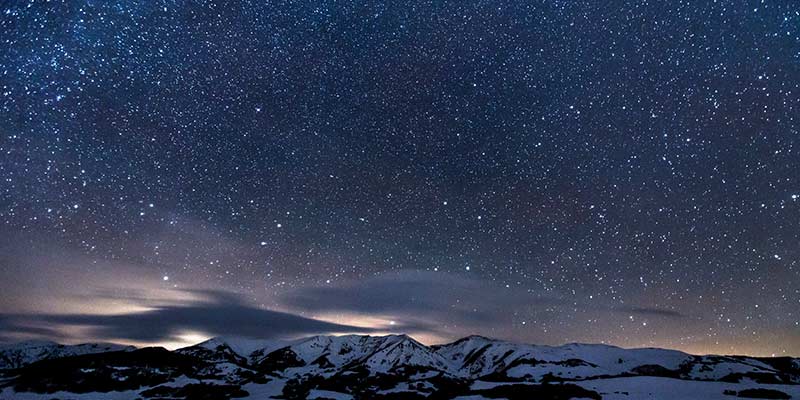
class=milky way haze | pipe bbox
[0,1,798,356]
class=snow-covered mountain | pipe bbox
[259,334,452,375]
[1,335,798,399]
[0,340,134,370]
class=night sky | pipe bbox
[1,1,799,356]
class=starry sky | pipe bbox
[1,0,799,356]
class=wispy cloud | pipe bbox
[280,270,566,340]
[616,306,686,318]
[0,290,379,345]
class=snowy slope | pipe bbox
[250,334,453,376]
[2,334,796,399]
[179,334,800,385]
[432,335,691,379]
[0,340,134,370]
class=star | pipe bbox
[0,0,795,357]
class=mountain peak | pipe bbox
[3,334,798,399]
[0,334,800,400]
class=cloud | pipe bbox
[0,315,73,343]
[0,290,379,345]
[0,271,691,348]
[279,270,692,343]
[281,270,564,335]
[617,306,686,319]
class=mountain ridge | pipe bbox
[1,334,798,399]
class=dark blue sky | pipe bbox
[0,0,798,355]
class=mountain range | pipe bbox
[0,334,798,399]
